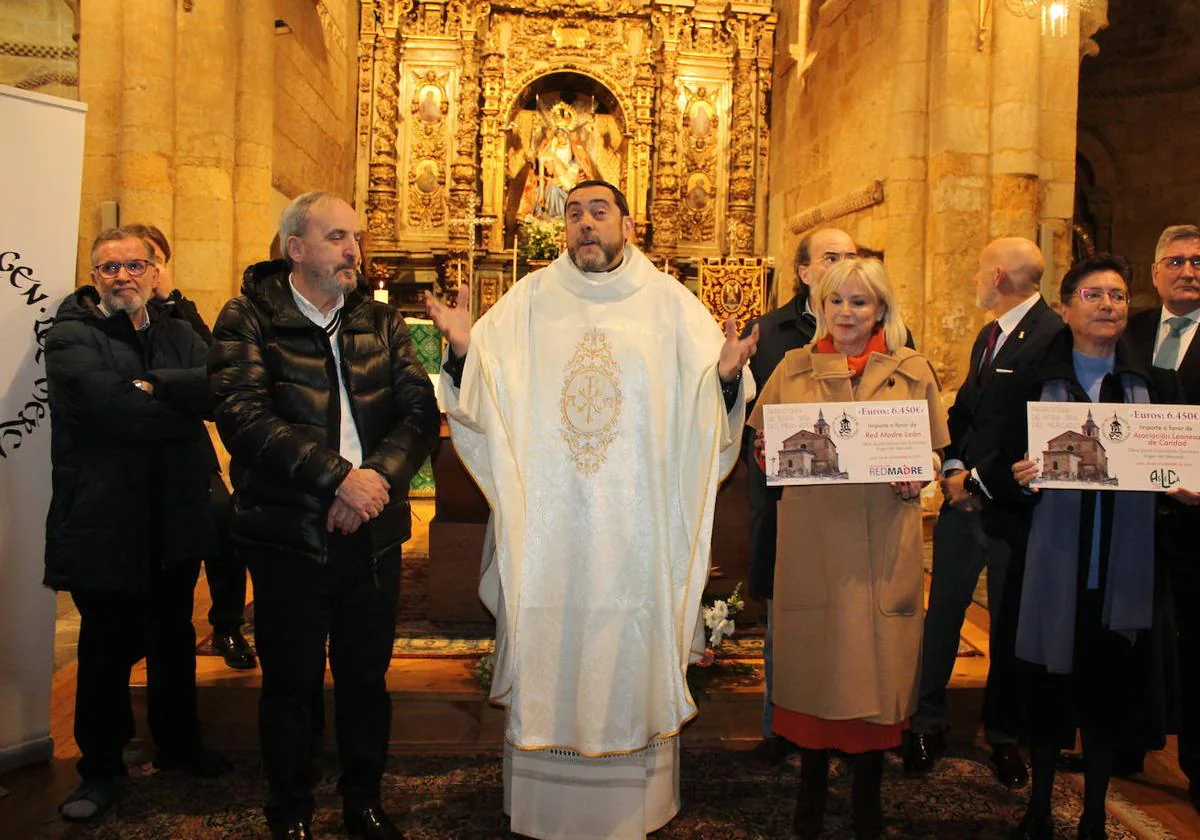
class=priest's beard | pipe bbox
[568,238,623,273]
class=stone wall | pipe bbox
[0,0,78,100]
[1077,0,1200,303]
[273,0,359,202]
[768,0,1088,390]
[74,1,360,323]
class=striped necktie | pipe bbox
[1153,315,1191,370]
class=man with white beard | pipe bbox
[44,228,229,822]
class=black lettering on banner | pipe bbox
[1,248,56,458]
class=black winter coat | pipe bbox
[43,287,219,593]
[208,260,439,563]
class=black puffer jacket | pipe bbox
[43,287,219,593]
[208,259,439,563]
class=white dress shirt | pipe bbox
[289,277,364,466]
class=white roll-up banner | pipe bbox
[0,85,87,771]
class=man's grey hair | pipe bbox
[1155,224,1200,261]
[90,227,154,266]
[279,191,340,262]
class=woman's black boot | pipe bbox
[793,748,829,838]
[851,750,884,840]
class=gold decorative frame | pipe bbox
[698,256,767,333]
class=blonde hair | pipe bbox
[812,257,908,352]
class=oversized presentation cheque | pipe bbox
[761,400,934,487]
[1027,401,1200,492]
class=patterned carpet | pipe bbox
[35,747,1171,839]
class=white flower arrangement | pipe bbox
[702,582,744,649]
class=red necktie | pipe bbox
[978,322,1001,384]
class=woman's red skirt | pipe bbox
[773,706,906,753]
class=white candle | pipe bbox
[373,283,389,304]
[512,233,519,283]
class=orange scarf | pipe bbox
[815,325,888,378]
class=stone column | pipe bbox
[173,1,237,321]
[77,0,125,282]
[886,0,932,348]
[116,0,176,237]
[923,0,991,387]
[988,5,1042,241]
[1038,15,1082,287]
[232,0,276,289]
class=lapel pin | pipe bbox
[1018,330,1025,339]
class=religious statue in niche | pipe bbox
[507,90,623,223]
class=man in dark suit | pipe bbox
[737,227,857,768]
[1127,224,1200,812]
[907,237,1064,787]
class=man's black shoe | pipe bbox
[153,747,233,778]
[735,735,796,771]
[268,818,313,840]
[212,630,257,670]
[1008,810,1053,840]
[903,731,944,775]
[991,743,1029,789]
[345,805,403,840]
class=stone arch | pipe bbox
[1074,122,1123,258]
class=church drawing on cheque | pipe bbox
[772,410,849,481]
[1040,410,1117,485]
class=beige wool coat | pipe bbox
[748,345,950,725]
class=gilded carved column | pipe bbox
[367,28,401,243]
[478,48,504,251]
[447,1,488,259]
[650,8,688,251]
[725,14,762,256]
[754,19,774,256]
[632,60,657,246]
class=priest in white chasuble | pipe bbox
[426,180,758,839]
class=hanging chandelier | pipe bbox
[1002,0,1095,38]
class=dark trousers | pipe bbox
[204,474,247,633]
[70,556,202,781]
[914,503,1015,743]
[246,534,400,825]
[1163,512,1200,786]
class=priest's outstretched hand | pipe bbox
[718,316,758,383]
[424,282,472,357]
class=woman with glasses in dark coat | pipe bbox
[991,253,1199,840]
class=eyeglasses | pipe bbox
[818,252,859,267]
[1075,287,1128,304]
[93,259,152,278]
[1157,255,1200,272]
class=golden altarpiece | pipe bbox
[354,0,776,325]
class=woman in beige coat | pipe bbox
[749,258,949,839]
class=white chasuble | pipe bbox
[439,245,750,770]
